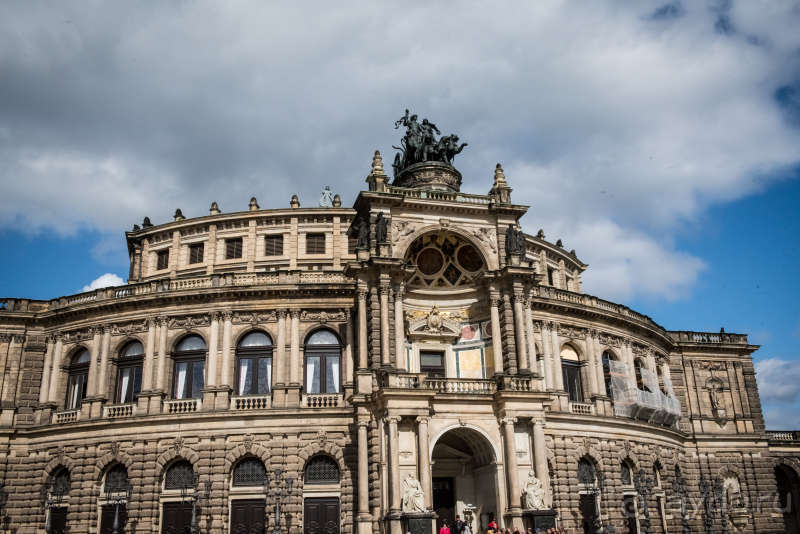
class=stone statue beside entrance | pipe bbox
[523,470,546,510]
[402,473,426,512]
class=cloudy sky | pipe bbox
[1,1,799,427]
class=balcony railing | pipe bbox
[421,378,497,394]
[53,409,80,424]
[766,431,800,442]
[303,394,343,408]
[104,403,136,419]
[669,330,749,345]
[164,398,200,414]
[231,395,271,411]
[569,402,594,416]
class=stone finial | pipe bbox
[556,239,563,247]
[249,197,259,211]
[332,194,342,208]
[570,249,576,256]
[174,209,185,221]
[372,150,385,175]
[142,217,153,228]
[366,150,388,192]
[290,195,300,208]
[489,162,512,203]
[536,229,545,238]
[210,201,220,215]
[132,223,141,231]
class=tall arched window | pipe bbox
[304,330,341,394]
[116,341,144,403]
[233,457,267,487]
[105,464,130,492]
[602,350,616,399]
[634,358,646,391]
[621,461,633,486]
[172,335,206,400]
[164,460,196,490]
[236,331,273,396]
[560,344,583,402]
[577,458,597,486]
[304,455,340,484]
[46,467,71,533]
[66,349,90,409]
[101,465,130,533]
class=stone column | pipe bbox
[394,285,405,370]
[592,331,606,396]
[380,285,391,367]
[524,302,537,374]
[358,289,368,370]
[387,416,402,513]
[86,328,102,397]
[48,334,63,404]
[584,333,599,397]
[661,359,673,394]
[417,416,432,509]
[289,309,300,385]
[155,317,168,392]
[39,337,54,405]
[502,417,522,516]
[207,312,219,388]
[513,293,529,373]
[142,318,156,391]
[531,419,551,507]
[275,309,287,385]
[345,310,354,384]
[220,311,233,387]
[550,323,564,390]
[357,421,371,534]
[97,325,111,399]
[490,294,504,375]
[540,322,553,389]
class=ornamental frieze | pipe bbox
[598,333,622,348]
[168,314,210,329]
[557,324,586,340]
[232,311,278,325]
[696,361,727,371]
[300,310,347,323]
[110,319,149,336]
[63,328,95,343]
[391,220,419,240]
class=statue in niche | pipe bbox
[353,218,370,250]
[375,212,389,244]
[402,473,425,512]
[523,470,546,510]
[505,225,526,256]
[707,379,724,412]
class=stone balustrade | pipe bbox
[163,398,200,414]
[766,430,800,442]
[103,403,136,419]
[569,402,594,416]
[421,377,497,394]
[231,395,271,411]
[303,393,342,408]
[53,409,80,424]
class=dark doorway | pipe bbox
[231,499,266,534]
[304,497,340,534]
[622,495,639,534]
[777,465,800,534]
[433,477,455,531]
[50,507,68,534]
[100,504,128,534]
[578,494,597,534]
[161,501,194,534]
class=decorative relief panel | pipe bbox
[470,226,497,254]
[110,320,149,336]
[557,324,586,340]
[168,315,210,329]
[232,311,278,325]
[300,310,347,323]
[598,333,622,348]
[63,328,95,343]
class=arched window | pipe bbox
[304,330,341,394]
[105,464,130,493]
[621,461,633,486]
[164,460,196,490]
[656,365,666,394]
[634,358,646,391]
[233,457,267,487]
[560,344,583,402]
[116,341,144,403]
[66,349,90,409]
[172,335,206,400]
[236,331,273,396]
[653,463,662,489]
[602,351,616,399]
[577,458,597,486]
[51,467,71,496]
[304,455,339,484]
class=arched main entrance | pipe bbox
[776,464,800,534]
[432,427,499,534]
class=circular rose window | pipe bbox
[457,245,483,272]
[417,248,444,276]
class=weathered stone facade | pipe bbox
[0,152,797,534]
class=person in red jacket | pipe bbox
[440,521,451,534]
[487,518,498,533]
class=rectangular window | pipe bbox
[66,372,88,409]
[225,238,243,259]
[304,352,340,394]
[157,249,169,270]
[236,356,272,395]
[547,267,555,286]
[305,233,326,255]
[562,361,584,402]
[188,243,204,264]
[116,365,142,403]
[347,235,358,255]
[420,351,445,377]
[173,359,205,399]
[264,235,284,256]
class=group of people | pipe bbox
[437,516,572,534]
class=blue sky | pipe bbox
[1,1,799,427]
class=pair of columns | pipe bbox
[487,290,541,379]
[503,417,551,515]
[357,283,405,371]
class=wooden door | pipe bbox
[50,507,68,534]
[231,499,266,534]
[100,503,128,534]
[161,501,194,534]
[433,477,455,531]
[579,493,597,534]
[623,495,639,534]
[304,497,340,534]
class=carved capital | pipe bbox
[290,309,301,319]
[210,311,220,322]
[277,308,288,320]
[11,334,25,344]
[147,317,158,329]
[357,420,370,429]
[385,416,401,426]
[221,310,233,321]
[489,294,501,308]
[501,416,518,426]
[415,416,429,426]
[158,316,169,327]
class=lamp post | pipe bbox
[264,468,295,534]
[699,473,713,534]
[589,471,605,534]
[39,476,67,534]
[633,472,652,534]
[104,478,132,534]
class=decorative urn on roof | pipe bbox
[391,109,467,192]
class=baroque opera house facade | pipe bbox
[0,117,799,534]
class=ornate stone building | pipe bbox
[0,120,798,533]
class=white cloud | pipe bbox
[81,273,124,293]
[0,1,799,301]
[755,357,800,403]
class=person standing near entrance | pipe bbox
[440,520,451,534]
[455,515,465,534]
[487,518,498,533]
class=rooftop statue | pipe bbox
[392,109,467,176]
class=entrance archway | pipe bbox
[432,427,499,534]
[776,464,800,534]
